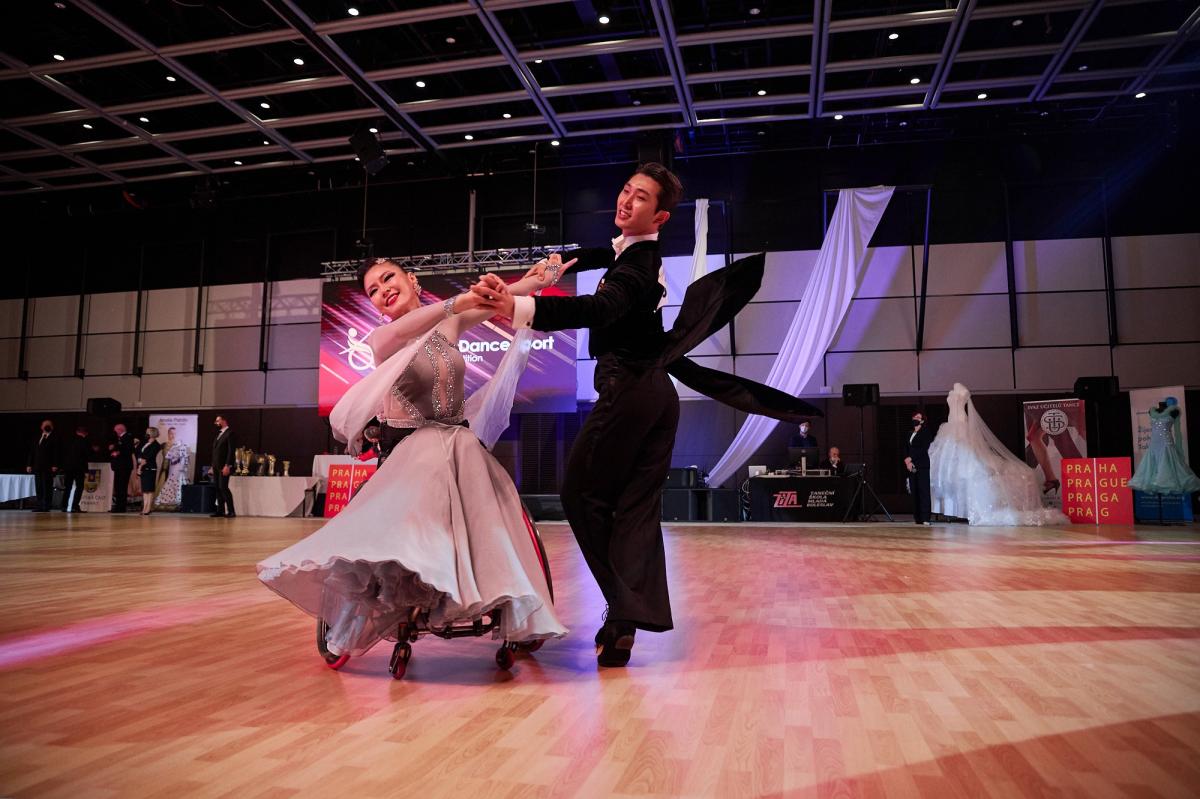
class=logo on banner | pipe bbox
[773,491,799,508]
[1040,409,1069,436]
[84,468,101,493]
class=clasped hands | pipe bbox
[465,252,577,320]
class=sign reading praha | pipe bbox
[1062,457,1134,525]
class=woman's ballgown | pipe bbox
[257,325,567,657]
[930,383,1069,526]
[153,444,189,510]
[1129,407,1200,495]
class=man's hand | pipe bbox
[221,465,230,476]
[470,274,516,320]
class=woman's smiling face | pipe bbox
[362,260,421,320]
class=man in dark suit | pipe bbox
[26,419,59,512]
[211,415,236,517]
[789,420,818,449]
[62,425,92,513]
[820,446,846,477]
[904,411,936,525]
[109,423,135,512]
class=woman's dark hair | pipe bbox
[632,161,683,213]
[356,257,405,286]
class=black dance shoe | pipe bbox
[596,620,636,667]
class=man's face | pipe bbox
[830,447,840,461]
[912,415,924,427]
[799,423,809,435]
[114,424,125,436]
[615,173,670,236]
[215,416,225,428]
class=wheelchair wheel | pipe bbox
[495,644,515,671]
[316,617,350,670]
[389,642,412,680]
[520,504,554,603]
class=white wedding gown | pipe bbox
[930,383,1069,526]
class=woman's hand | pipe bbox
[451,290,495,315]
[469,274,515,320]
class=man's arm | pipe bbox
[516,253,659,332]
[224,433,237,467]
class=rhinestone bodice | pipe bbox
[379,329,465,428]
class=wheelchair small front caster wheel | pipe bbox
[495,645,515,671]
[389,642,412,680]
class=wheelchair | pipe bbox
[314,504,555,680]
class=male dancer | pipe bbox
[474,164,816,666]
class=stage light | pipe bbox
[598,15,610,24]
[347,7,359,16]
[533,58,543,64]
[899,120,908,126]
[233,160,243,165]
[166,75,176,82]
[977,92,988,100]
[464,134,474,140]
[551,139,560,146]
[1012,18,1023,26]
[368,127,378,133]
[82,123,93,129]
[52,54,65,61]
[1135,91,1147,99]
[888,32,898,40]
[909,77,921,85]
[633,100,641,106]
[415,80,426,88]
[293,58,304,66]
[138,116,149,123]
[502,113,511,119]
[833,113,844,120]
[1077,65,1088,71]
[749,7,761,15]
[263,139,270,145]
[260,101,270,109]
[445,36,456,44]
[757,89,767,96]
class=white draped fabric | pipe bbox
[707,187,895,487]
[690,198,710,284]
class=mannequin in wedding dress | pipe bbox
[930,383,1069,526]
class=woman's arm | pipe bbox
[369,292,489,362]
[449,265,573,336]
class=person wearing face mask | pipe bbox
[820,446,845,477]
[27,419,60,513]
[789,420,818,449]
[904,411,935,525]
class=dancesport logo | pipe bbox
[773,490,799,508]
[339,327,376,372]
[1040,409,1069,436]
[458,336,555,364]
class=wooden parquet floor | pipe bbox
[1,511,1198,798]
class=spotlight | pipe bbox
[550,139,560,146]
[977,92,988,100]
[909,77,921,85]
[598,15,610,24]
[349,127,389,175]
[1135,91,1147,99]
[260,101,271,109]
[166,75,176,82]
[82,123,93,129]
[293,57,304,66]
[502,112,511,119]
[464,134,474,140]
[368,127,378,133]
[233,160,243,165]
[757,89,767,96]
[415,80,426,88]
[533,58,543,64]
[347,7,359,16]
[52,54,65,61]
[888,32,898,40]
[138,116,149,123]
[833,113,844,120]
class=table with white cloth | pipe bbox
[227,476,319,517]
[0,474,37,504]
[311,454,357,492]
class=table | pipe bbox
[0,474,36,503]
[749,475,855,522]
[311,455,357,492]
[228,476,319,517]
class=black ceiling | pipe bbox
[1,0,1197,196]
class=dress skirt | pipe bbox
[256,423,567,656]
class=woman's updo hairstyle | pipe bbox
[356,257,406,287]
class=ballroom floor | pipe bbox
[0,511,1197,798]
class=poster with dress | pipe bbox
[150,414,198,510]
[1022,398,1088,510]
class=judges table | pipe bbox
[228,476,319,517]
[749,474,854,522]
[311,455,357,493]
[0,474,36,504]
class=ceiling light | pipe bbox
[1078,65,1088,71]
[347,7,359,16]
[445,36,456,44]
[138,116,149,123]
[1135,91,1147,98]
[1012,18,1023,26]
[52,54,65,61]
[166,75,176,82]
[260,101,271,109]
[263,140,270,145]
[749,7,761,15]
[502,113,511,119]
[293,57,304,66]
[354,156,360,161]
[233,160,243,165]
[909,77,921,85]
[368,127,379,133]
[550,139,560,146]
[757,89,767,96]
[833,114,843,120]
[632,100,641,106]
[977,92,988,100]
[82,123,93,129]
[598,15,610,24]
[1040,111,1049,116]
[415,80,426,88]
[899,120,907,126]
[464,134,474,140]
[888,32,899,40]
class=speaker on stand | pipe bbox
[1074,376,1119,456]
[840,383,893,523]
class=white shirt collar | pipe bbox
[611,231,658,256]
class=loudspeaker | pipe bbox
[349,127,389,176]
[661,489,700,521]
[180,484,217,514]
[664,467,699,489]
[87,397,122,416]
[842,383,879,407]
[703,489,740,522]
[1074,376,1119,400]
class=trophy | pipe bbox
[282,460,291,477]
[234,447,248,475]
[255,454,268,476]
[268,455,277,476]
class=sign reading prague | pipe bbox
[1061,457,1134,525]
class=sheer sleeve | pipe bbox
[368,298,464,363]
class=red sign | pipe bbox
[323,463,377,518]
[1062,457,1134,525]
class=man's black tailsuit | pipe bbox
[211,427,237,516]
[906,423,936,524]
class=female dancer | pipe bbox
[257,257,569,671]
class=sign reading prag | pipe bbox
[323,463,377,518]
[1062,457,1134,525]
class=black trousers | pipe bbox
[112,467,132,511]
[561,356,679,633]
[63,469,85,510]
[33,469,54,511]
[911,467,932,523]
[214,470,236,516]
